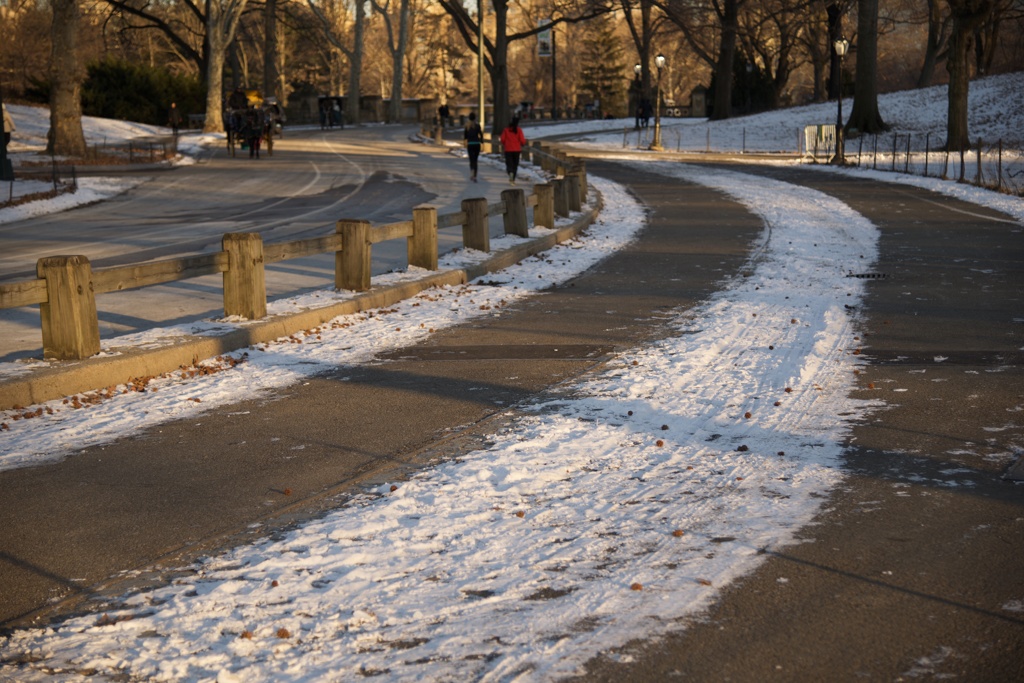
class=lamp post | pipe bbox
[0,84,13,181]
[651,53,666,151]
[745,62,753,114]
[477,0,485,132]
[832,37,849,165]
[634,63,642,129]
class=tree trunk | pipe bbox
[264,0,280,102]
[47,0,86,157]
[826,2,844,100]
[945,0,994,150]
[846,0,887,134]
[204,0,250,134]
[490,0,511,136]
[388,0,411,123]
[205,47,228,133]
[917,0,950,88]
[346,0,365,125]
[711,0,740,120]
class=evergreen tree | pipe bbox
[578,16,628,117]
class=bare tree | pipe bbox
[845,0,887,134]
[945,0,995,150]
[204,0,251,132]
[307,0,367,125]
[101,0,209,78]
[740,0,813,108]
[438,0,611,136]
[48,0,87,156]
[264,0,281,102]
[621,0,657,106]
[917,0,952,87]
[370,0,413,122]
[659,0,746,119]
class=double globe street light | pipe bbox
[633,54,666,149]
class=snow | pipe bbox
[1,74,1023,681]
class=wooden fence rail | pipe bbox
[0,145,587,361]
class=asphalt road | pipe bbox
[0,124,510,362]
[0,155,1021,680]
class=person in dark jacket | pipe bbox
[167,102,181,137]
[463,112,483,182]
[244,105,265,159]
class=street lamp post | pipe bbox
[477,0,485,132]
[651,53,666,151]
[832,37,849,165]
[634,63,642,129]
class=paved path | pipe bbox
[0,160,762,630]
[1,160,1021,681]
[574,165,1024,682]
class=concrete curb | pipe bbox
[0,197,601,411]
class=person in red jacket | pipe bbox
[499,117,527,184]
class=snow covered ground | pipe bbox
[1,74,1022,681]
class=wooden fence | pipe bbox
[0,145,587,361]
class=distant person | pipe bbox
[499,116,526,184]
[167,102,181,136]
[2,103,14,146]
[463,112,483,182]
[228,87,248,112]
[319,100,330,130]
[244,104,265,159]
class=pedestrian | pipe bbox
[228,86,249,112]
[2,103,14,147]
[499,116,526,184]
[463,112,483,182]
[244,104,265,159]
[167,102,181,137]
[319,99,329,130]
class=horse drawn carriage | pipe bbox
[225,88,285,158]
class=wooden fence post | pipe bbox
[337,219,372,291]
[37,255,100,360]
[566,174,582,212]
[574,159,588,200]
[538,144,554,173]
[222,233,267,320]
[501,188,529,237]
[555,152,568,177]
[553,178,570,217]
[409,206,438,270]
[461,197,490,252]
[533,183,554,229]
